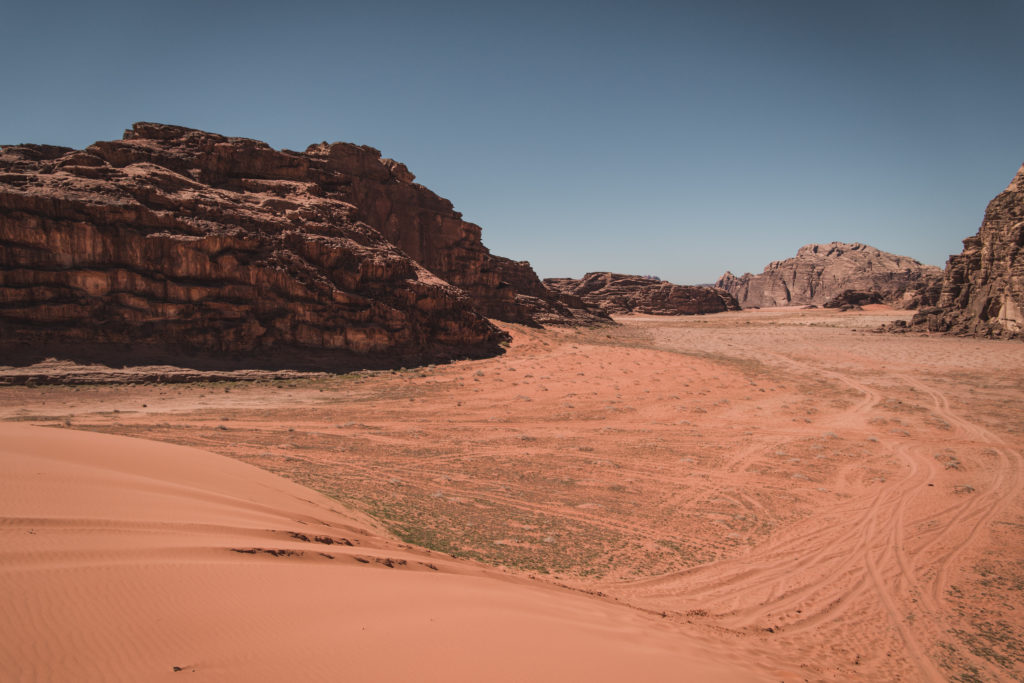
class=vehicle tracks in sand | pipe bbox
[610,352,1020,681]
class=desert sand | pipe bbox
[0,423,760,682]
[2,306,1022,681]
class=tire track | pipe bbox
[610,354,1020,681]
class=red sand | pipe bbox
[2,306,1022,681]
[0,422,762,682]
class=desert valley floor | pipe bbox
[2,307,1022,682]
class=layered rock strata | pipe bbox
[912,163,1024,338]
[717,242,942,309]
[298,137,599,324]
[0,126,518,368]
[544,272,739,315]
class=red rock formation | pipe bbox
[543,273,739,315]
[912,163,1024,338]
[0,127,512,368]
[300,140,605,325]
[300,140,534,320]
[64,122,593,326]
[822,290,883,308]
[716,242,942,309]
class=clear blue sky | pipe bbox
[3,1,1021,283]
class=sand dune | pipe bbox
[0,423,763,682]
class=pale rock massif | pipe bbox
[913,162,1024,338]
[544,272,739,315]
[716,242,942,309]
[0,123,600,368]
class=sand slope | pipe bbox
[0,423,763,682]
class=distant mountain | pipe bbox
[716,242,942,309]
[544,272,739,316]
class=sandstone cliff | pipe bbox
[92,123,592,324]
[544,272,739,315]
[911,163,1024,338]
[716,242,942,309]
[297,137,598,324]
[0,125,517,368]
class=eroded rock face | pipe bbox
[822,290,883,309]
[299,137,598,324]
[912,163,1024,338]
[716,242,942,309]
[0,125,512,368]
[543,272,739,316]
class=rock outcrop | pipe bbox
[0,124,523,368]
[911,162,1024,338]
[716,242,942,309]
[822,290,883,309]
[297,137,599,325]
[543,272,740,315]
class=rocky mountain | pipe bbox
[716,242,942,309]
[911,163,1024,338]
[1,123,586,368]
[543,272,740,315]
[296,136,597,325]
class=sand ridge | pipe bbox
[0,422,764,682]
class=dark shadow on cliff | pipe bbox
[0,339,507,383]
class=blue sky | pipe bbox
[3,1,1022,283]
